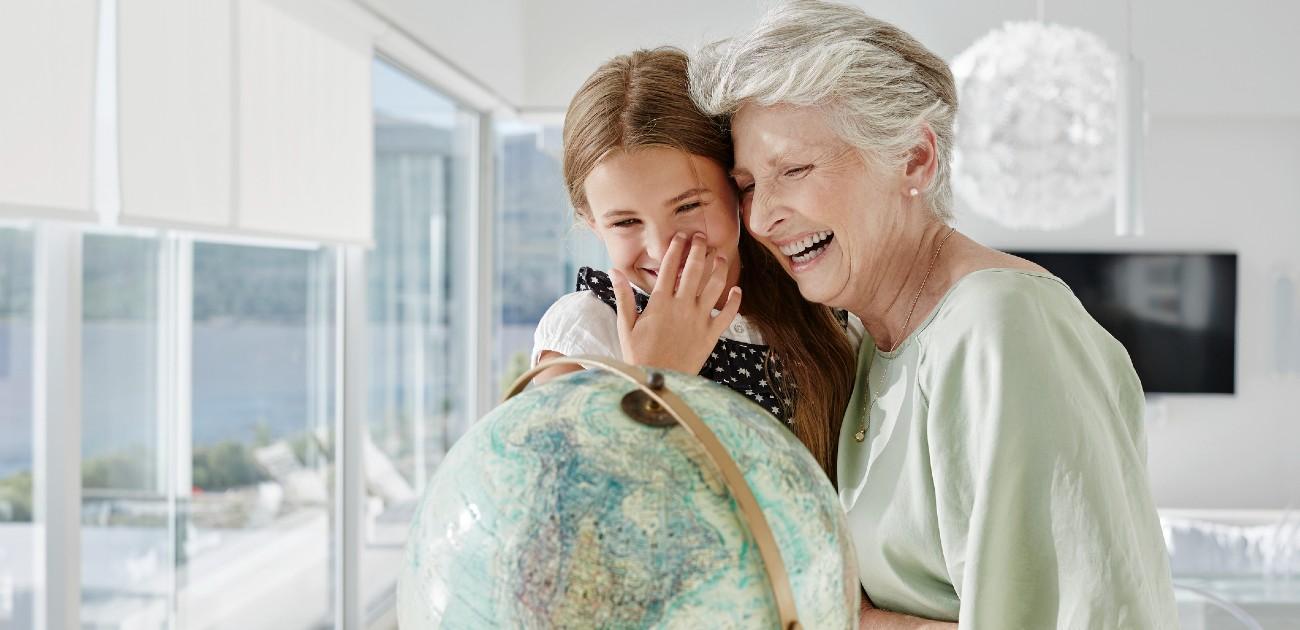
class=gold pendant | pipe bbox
[854,426,866,442]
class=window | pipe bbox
[0,227,34,630]
[2,42,536,630]
[365,58,477,617]
[186,242,337,629]
[492,121,608,394]
[79,233,168,628]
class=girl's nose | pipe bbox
[643,227,675,264]
[674,209,709,234]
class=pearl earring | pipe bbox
[908,188,919,197]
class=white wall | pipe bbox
[521,0,758,110]
[360,0,526,105]
[510,0,1300,509]
[521,0,1300,116]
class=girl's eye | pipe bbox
[676,201,703,213]
[783,165,812,178]
[611,219,640,228]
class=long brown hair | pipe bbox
[561,47,856,484]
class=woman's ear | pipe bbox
[904,124,939,191]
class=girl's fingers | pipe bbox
[677,233,710,299]
[710,287,743,339]
[699,255,730,306]
[651,233,688,298]
[610,269,638,339]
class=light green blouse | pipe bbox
[837,269,1178,629]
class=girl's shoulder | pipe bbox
[531,290,621,367]
[540,289,616,327]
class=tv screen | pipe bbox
[1007,251,1237,394]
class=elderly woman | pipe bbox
[690,1,1178,628]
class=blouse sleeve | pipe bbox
[921,278,1178,630]
[530,291,622,367]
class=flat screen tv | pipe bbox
[1007,251,1237,394]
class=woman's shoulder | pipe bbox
[913,267,1095,363]
[933,267,1077,328]
[920,266,1132,377]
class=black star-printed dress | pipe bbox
[566,267,796,423]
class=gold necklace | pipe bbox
[854,227,955,442]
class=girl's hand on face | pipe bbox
[611,232,742,375]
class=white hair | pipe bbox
[689,0,958,221]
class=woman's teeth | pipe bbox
[780,230,834,264]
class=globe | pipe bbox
[396,363,859,629]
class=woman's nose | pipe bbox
[747,188,783,237]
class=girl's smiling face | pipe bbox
[582,146,741,300]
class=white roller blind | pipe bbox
[236,0,374,245]
[0,0,97,219]
[117,0,235,229]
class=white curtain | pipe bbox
[116,0,375,245]
[0,0,98,220]
[117,0,235,229]
[235,0,374,245]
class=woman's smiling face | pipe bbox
[730,103,909,310]
[582,146,741,296]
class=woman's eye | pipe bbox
[676,201,703,213]
[783,165,812,178]
[738,183,755,196]
[611,219,639,228]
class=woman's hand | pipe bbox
[611,232,741,374]
[859,590,957,630]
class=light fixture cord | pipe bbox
[1124,0,1135,58]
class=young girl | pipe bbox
[531,48,858,481]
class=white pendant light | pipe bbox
[952,20,1120,231]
